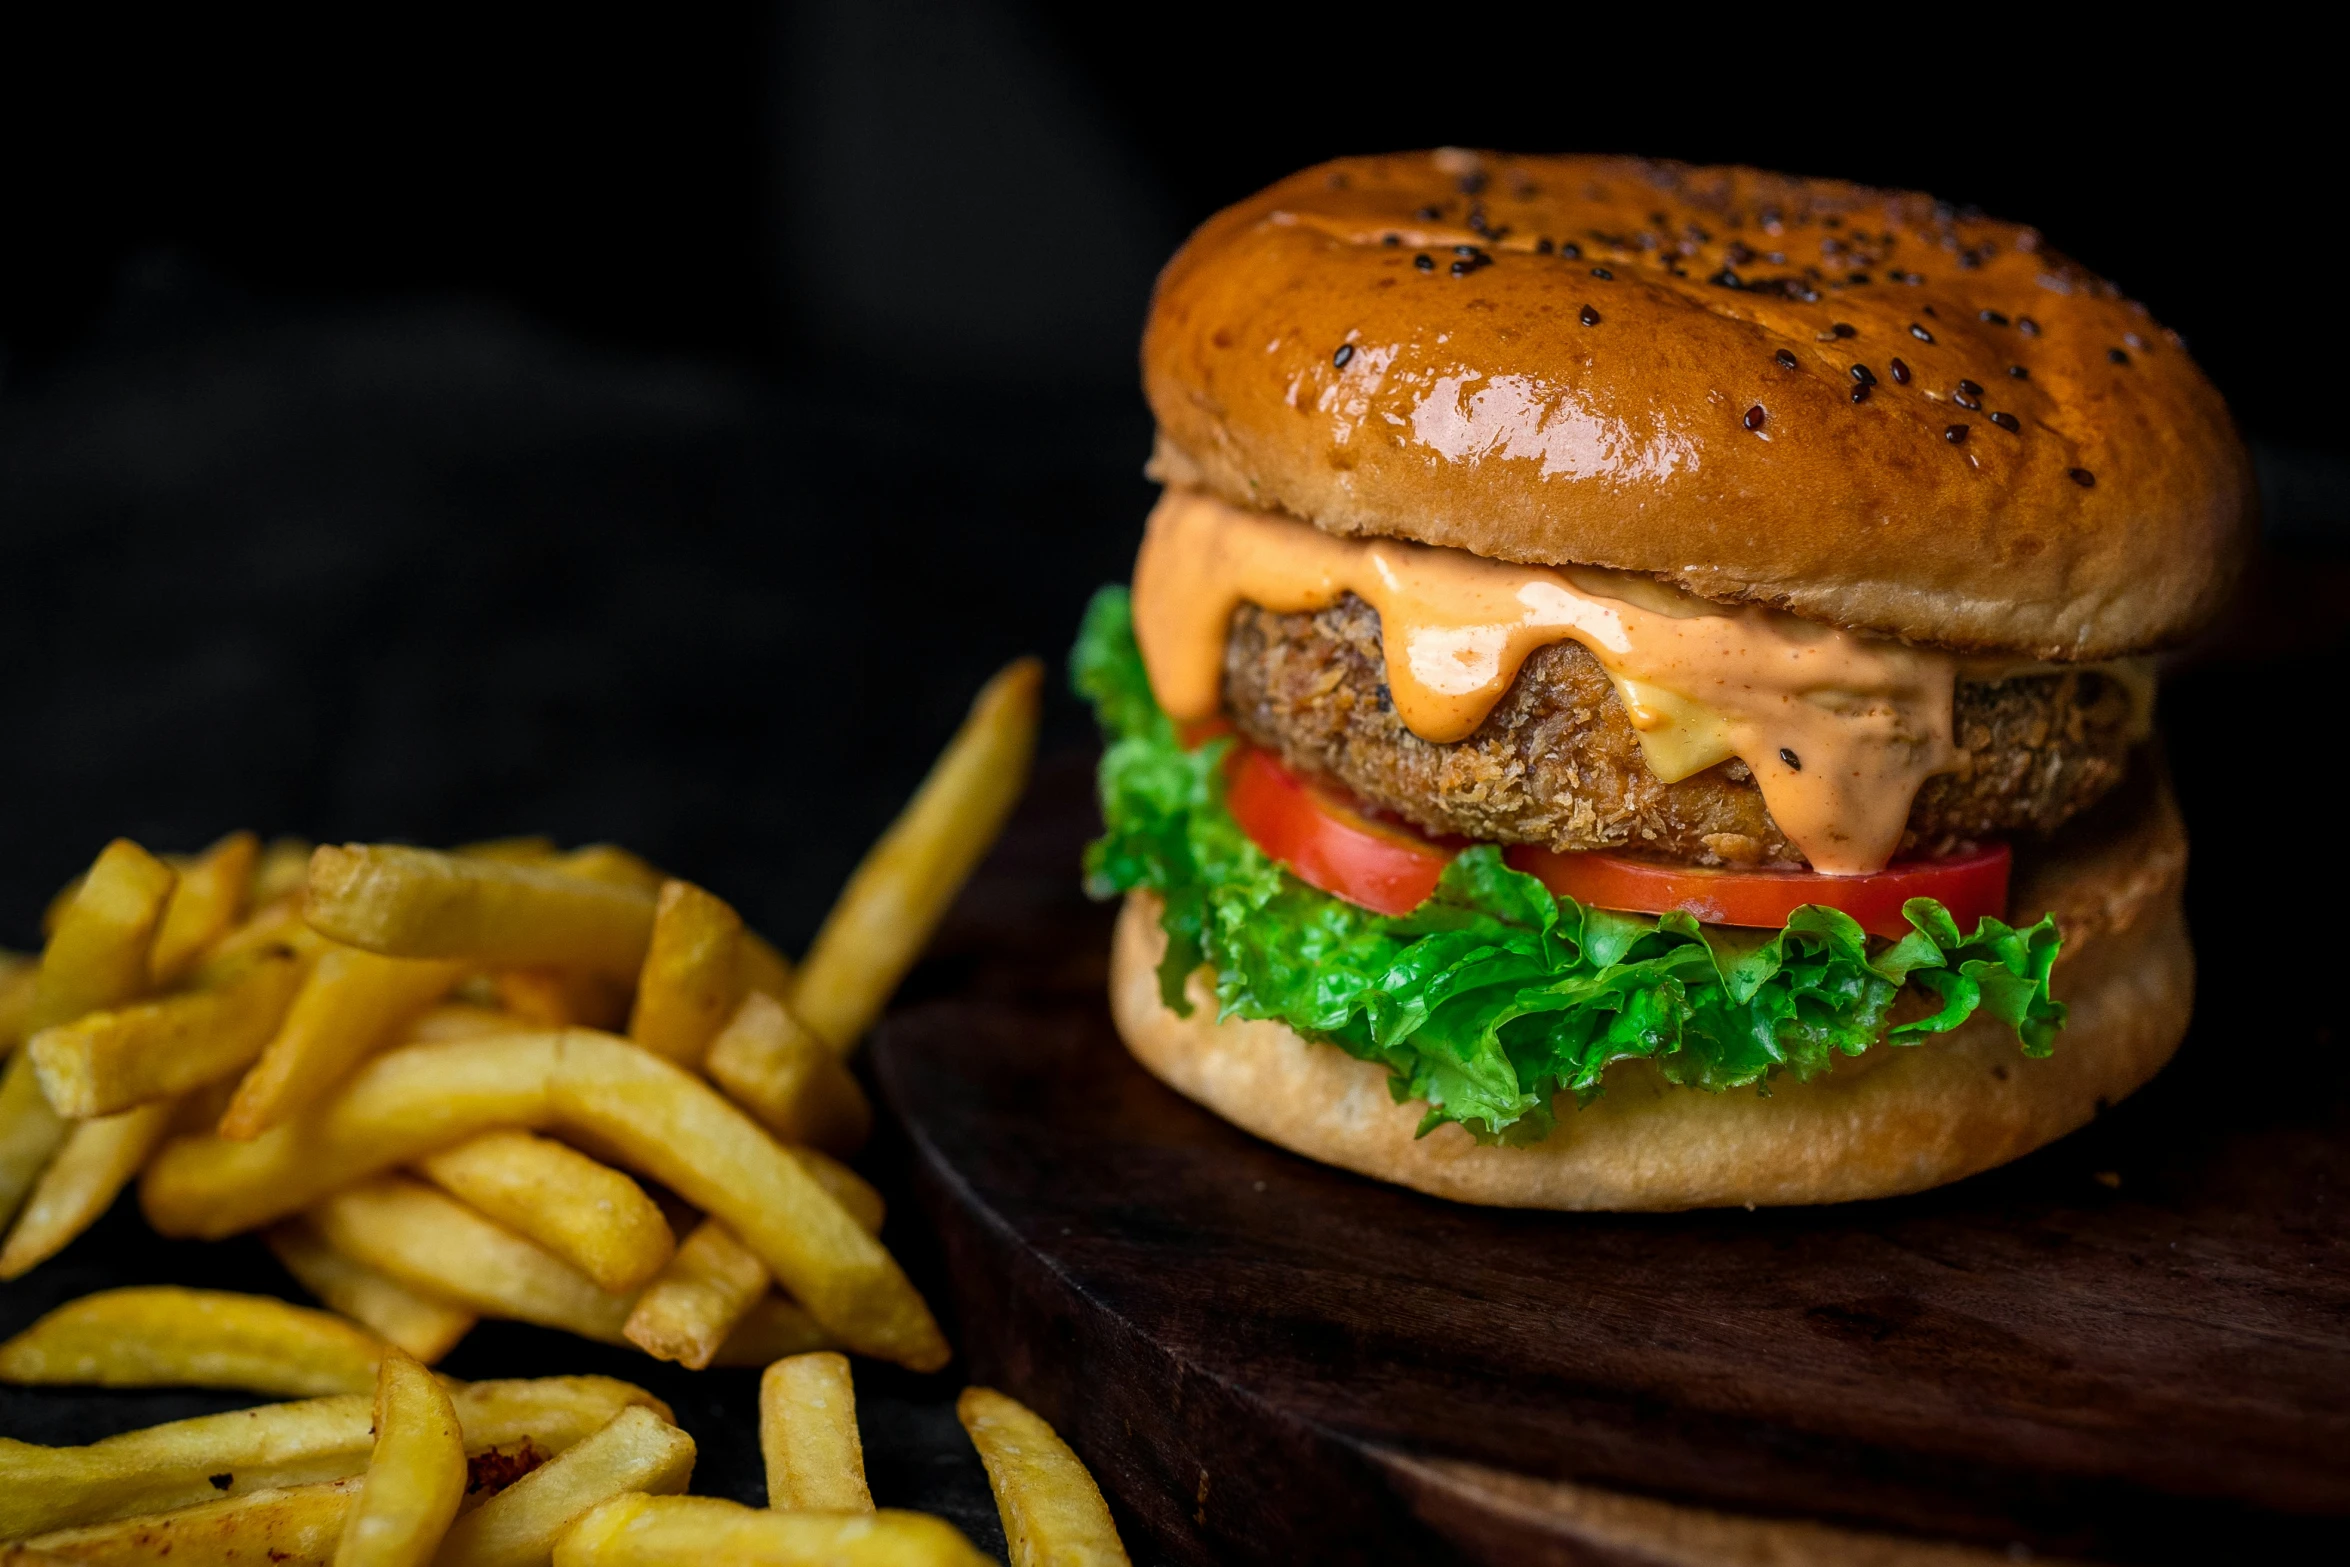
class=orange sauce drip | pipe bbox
[1130,489,1960,875]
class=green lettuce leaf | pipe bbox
[1072,585,2066,1142]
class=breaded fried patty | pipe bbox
[1224,596,2140,868]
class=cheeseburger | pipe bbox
[1075,151,2250,1209]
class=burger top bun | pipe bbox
[1142,150,2253,661]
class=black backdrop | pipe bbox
[2,1,2344,1545]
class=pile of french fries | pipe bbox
[0,1283,1130,1565]
[0,658,1041,1376]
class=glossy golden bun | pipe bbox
[1143,151,2253,660]
[1110,767,2189,1210]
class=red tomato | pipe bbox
[1222,744,2009,936]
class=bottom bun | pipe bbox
[1110,769,2192,1210]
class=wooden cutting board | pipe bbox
[871,756,2350,1567]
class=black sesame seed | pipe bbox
[1450,259,1474,276]
[1909,323,1934,342]
[1848,272,1871,285]
[1850,365,1877,387]
[1832,322,1856,338]
[1743,404,1767,431]
[1459,169,1488,195]
[1779,748,1802,770]
[1415,204,1443,221]
[2008,364,2030,379]
[1944,423,1970,444]
[1957,378,1983,397]
[1560,241,1583,259]
[1889,357,1912,385]
[1953,387,1982,410]
[1383,233,1401,247]
[2069,467,2096,487]
[1455,243,1480,256]
[1535,237,1554,254]
[1989,411,2020,431]
[1333,344,1354,368]
[1851,383,1871,404]
[1414,253,1435,272]
[1979,309,2010,325]
[2108,347,2131,364]
[1711,268,1744,288]
[2018,316,2042,337]
[1775,349,1799,369]
[1580,305,1601,327]
[1591,266,1613,280]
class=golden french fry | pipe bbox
[0,1286,386,1396]
[309,1177,635,1344]
[0,1378,664,1538]
[218,946,467,1141]
[0,1099,176,1278]
[191,894,327,979]
[338,1349,466,1567]
[28,948,304,1119]
[708,1294,834,1368]
[405,1004,536,1044]
[492,969,632,1032]
[1,954,38,1051]
[150,831,261,988]
[627,881,743,1068]
[546,1033,944,1370]
[739,931,793,1002]
[795,658,1041,1053]
[958,1387,1129,1567]
[267,1220,477,1363]
[437,1406,694,1567]
[789,1145,885,1235]
[706,993,873,1156]
[250,837,316,908]
[305,846,656,980]
[27,840,179,1037]
[551,845,667,896]
[143,1030,941,1369]
[622,1218,766,1370]
[20,1476,363,1567]
[417,1130,673,1294]
[1,1049,71,1230]
[554,1496,989,1567]
[760,1352,871,1512]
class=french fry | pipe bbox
[552,845,667,896]
[790,1145,886,1235]
[794,658,1040,1053]
[305,846,656,980]
[436,1406,694,1567]
[0,1286,385,1396]
[627,881,743,1068]
[492,969,631,1032]
[553,1497,989,1567]
[192,894,327,979]
[145,1030,942,1369]
[150,831,261,987]
[0,954,38,1051]
[0,1099,177,1278]
[622,1218,766,1370]
[18,1476,364,1567]
[309,1176,636,1344]
[338,1349,466,1567]
[27,840,178,1037]
[706,993,873,1156]
[760,1352,871,1512]
[957,1387,1130,1567]
[218,947,467,1141]
[1,1049,70,1229]
[739,931,794,1002]
[268,1220,478,1363]
[250,837,316,908]
[708,1295,834,1368]
[546,1032,945,1370]
[28,948,304,1119]
[416,1130,673,1294]
[406,1004,538,1044]
[0,1378,666,1537]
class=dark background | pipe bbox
[1,3,2343,1552]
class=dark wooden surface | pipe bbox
[874,744,2350,1567]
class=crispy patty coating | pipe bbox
[1224,596,2139,868]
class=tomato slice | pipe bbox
[1222,743,2009,936]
